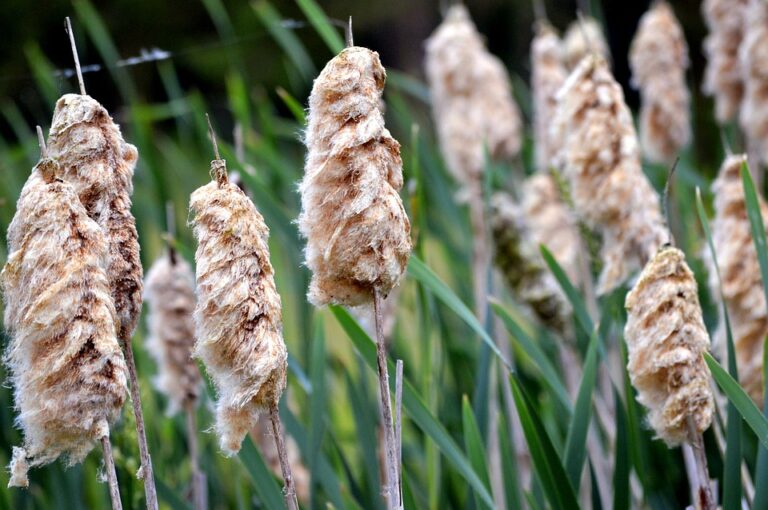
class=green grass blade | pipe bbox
[510,377,580,510]
[331,305,496,508]
[253,0,316,81]
[563,332,599,488]
[540,245,594,336]
[754,340,768,510]
[705,352,768,449]
[490,300,571,412]
[295,0,345,54]
[275,87,307,125]
[498,408,523,510]
[462,396,493,510]
[237,436,285,510]
[155,477,193,510]
[308,314,327,505]
[612,390,630,510]
[740,163,768,316]
[408,256,512,371]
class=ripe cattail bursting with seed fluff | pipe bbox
[425,5,522,195]
[46,94,143,341]
[2,159,127,487]
[625,246,714,445]
[190,161,287,455]
[144,255,202,415]
[706,154,768,404]
[629,2,691,164]
[531,23,567,171]
[563,16,610,70]
[298,46,412,306]
[702,0,748,123]
[740,0,768,167]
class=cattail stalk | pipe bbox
[51,22,156,509]
[269,404,298,510]
[101,434,123,510]
[629,1,691,164]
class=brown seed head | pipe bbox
[47,93,143,341]
[625,246,714,445]
[299,46,412,306]
[190,176,287,455]
[702,0,748,123]
[552,56,669,294]
[425,5,522,193]
[629,2,691,164]
[144,255,202,415]
[740,0,768,167]
[705,154,768,404]
[2,168,127,486]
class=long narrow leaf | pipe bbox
[540,245,594,336]
[462,396,493,510]
[238,436,285,510]
[295,0,345,54]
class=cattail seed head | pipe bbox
[531,23,568,171]
[702,0,748,123]
[629,2,691,164]
[47,93,143,341]
[563,16,611,70]
[705,154,768,404]
[552,56,668,294]
[740,0,768,167]
[2,163,127,486]
[190,169,287,455]
[299,46,412,306]
[425,5,522,194]
[625,246,714,445]
[144,255,202,415]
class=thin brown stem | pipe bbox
[395,359,404,507]
[166,201,177,265]
[185,404,207,510]
[36,126,47,158]
[121,335,159,510]
[374,288,400,510]
[346,16,354,48]
[269,403,299,510]
[100,432,123,510]
[685,418,716,510]
[64,17,86,95]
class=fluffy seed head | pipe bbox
[299,46,412,306]
[190,172,287,455]
[739,0,768,167]
[563,16,611,70]
[531,23,568,171]
[47,93,143,341]
[705,154,768,404]
[702,0,748,122]
[144,254,202,415]
[625,246,714,445]
[2,164,127,486]
[630,2,691,163]
[552,56,669,294]
[425,5,522,192]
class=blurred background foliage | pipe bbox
[0,1,747,509]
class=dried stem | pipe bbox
[166,201,177,265]
[100,433,123,510]
[185,404,207,510]
[36,126,47,158]
[685,418,716,510]
[269,403,299,510]
[374,288,401,510]
[122,336,159,510]
[64,17,86,95]
[395,359,404,508]
[346,16,354,48]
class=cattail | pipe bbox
[425,4,522,196]
[702,0,748,123]
[629,1,691,164]
[299,46,412,306]
[491,190,571,331]
[143,255,201,415]
[705,153,768,404]
[190,157,287,455]
[46,93,143,341]
[563,16,610,70]
[2,158,127,487]
[531,22,568,171]
[625,246,714,445]
[740,0,768,167]
[253,417,310,502]
[552,56,669,294]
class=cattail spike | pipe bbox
[662,157,680,247]
[531,0,547,22]
[36,126,47,158]
[205,114,227,185]
[64,17,86,96]
[346,16,354,47]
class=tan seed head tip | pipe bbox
[7,447,29,488]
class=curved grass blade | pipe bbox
[331,305,496,508]
[490,300,571,412]
[612,390,630,510]
[155,477,193,510]
[295,0,345,54]
[253,1,316,81]
[540,245,594,337]
[408,256,512,371]
[308,315,327,505]
[563,331,599,488]
[238,436,285,510]
[510,377,580,510]
[705,352,768,449]
[754,340,768,510]
[462,396,493,510]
